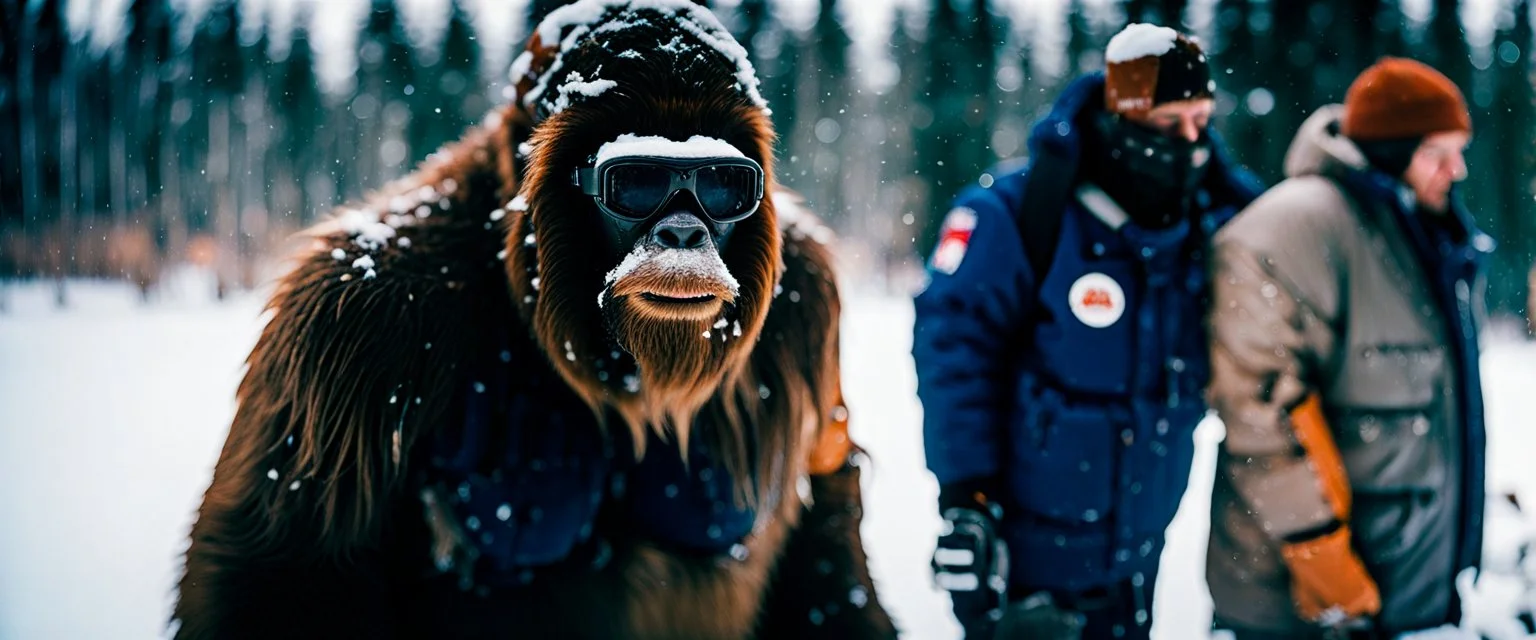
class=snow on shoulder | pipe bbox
[772,189,834,246]
[594,134,745,166]
[1105,23,1179,63]
[516,0,770,117]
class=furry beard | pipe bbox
[597,245,752,463]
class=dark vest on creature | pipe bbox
[421,330,757,586]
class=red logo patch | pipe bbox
[1080,288,1115,310]
[930,207,978,275]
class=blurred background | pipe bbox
[3,2,1536,639]
[1,0,1534,324]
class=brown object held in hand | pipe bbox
[1290,394,1351,520]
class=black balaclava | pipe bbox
[1089,25,1216,229]
[1353,136,1422,182]
[1081,110,1213,229]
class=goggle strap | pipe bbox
[573,167,602,196]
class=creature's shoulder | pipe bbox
[766,190,841,328]
[748,190,842,386]
[238,136,521,550]
[288,141,516,328]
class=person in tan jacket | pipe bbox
[1206,57,1494,639]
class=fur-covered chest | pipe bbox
[416,350,760,588]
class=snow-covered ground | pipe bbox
[1,275,1534,639]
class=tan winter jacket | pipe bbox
[1205,105,1475,634]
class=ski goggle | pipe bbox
[573,156,765,224]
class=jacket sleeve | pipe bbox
[912,182,1033,488]
[1208,187,1348,542]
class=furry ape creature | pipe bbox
[171,1,895,638]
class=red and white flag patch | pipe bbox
[930,207,978,275]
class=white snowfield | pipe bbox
[1,275,1534,639]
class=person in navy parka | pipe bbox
[913,24,1264,640]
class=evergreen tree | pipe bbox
[1429,0,1474,89]
[190,0,245,243]
[1374,1,1410,58]
[993,11,1035,151]
[1488,0,1535,317]
[234,1,269,288]
[970,1,1006,166]
[755,3,801,165]
[885,4,923,253]
[717,0,767,45]
[527,0,572,31]
[1268,1,1316,171]
[913,0,999,256]
[1210,0,1276,181]
[18,0,69,234]
[271,6,323,228]
[0,3,18,230]
[117,0,175,222]
[1124,0,1185,26]
[356,0,417,187]
[794,0,852,226]
[77,39,116,232]
[413,0,482,158]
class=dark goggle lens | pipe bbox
[693,165,759,220]
[606,164,675,219]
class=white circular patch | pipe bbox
[1068,273,1126,328]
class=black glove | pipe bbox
[933,479,1009,637]
[993,592,1084,640]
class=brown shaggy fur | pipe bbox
[172,4,894,639]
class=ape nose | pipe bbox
[649,213,710,250]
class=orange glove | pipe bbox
[1282,394,1381,626]
[1281,524,1381,624]
[1290,394,1351,520]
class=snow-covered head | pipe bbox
[1103,23,1213,118]
[500,0,782,462]
[508,0,770,124]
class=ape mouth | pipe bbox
[604,245,740,321]
[639,292,718,304]
[630,287,728,320]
